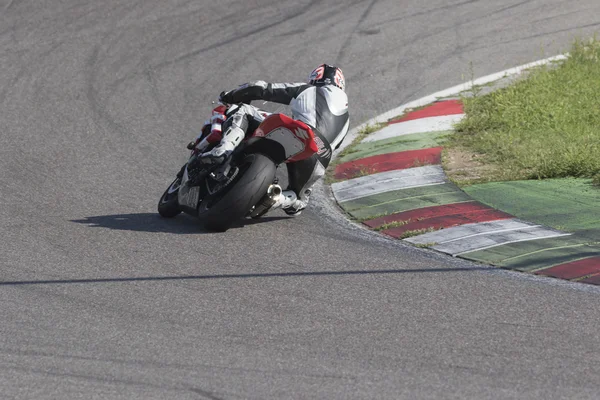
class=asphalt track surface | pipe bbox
[1,1,600,399]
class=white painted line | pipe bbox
[334,54,568,159]
[407,219,539,244]
[361,115,464,143]
[332,165,446,203]
[404,219,570,256]
[452,233,572,256]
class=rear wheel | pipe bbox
[157,177,182,218]
[198,153,276,232]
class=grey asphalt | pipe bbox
[1,1,600,399]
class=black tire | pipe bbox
[157,177,182,218]
[198,153,276,232]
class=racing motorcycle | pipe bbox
[157,104,319,232]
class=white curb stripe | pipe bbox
[452,234,572,257]
[407,219,537,243]
[332,165,445,203]
[404,219,571,256]
[361,115,464,143]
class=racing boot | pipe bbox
[197,125,246,165]
[271,189,309,216]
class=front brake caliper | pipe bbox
[209,163,231,183]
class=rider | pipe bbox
[198,64,349,216]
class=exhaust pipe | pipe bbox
[249,184,283,218]
[268,184,282,198]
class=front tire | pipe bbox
[198,153,276,232]
[158,177,182,218]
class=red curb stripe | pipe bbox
[580,273,600,285]
[381,209,513,238]
[363,201,512,228]
[362,201,513,238]
[534,256,600,280]
[390,100,464,124]
[334,147,442,180]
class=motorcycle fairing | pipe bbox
[252,114,318,163]
[177,168,201,211]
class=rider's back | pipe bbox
[290,84,349,149]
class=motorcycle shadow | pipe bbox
[72,213,291,234]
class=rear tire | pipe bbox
[158,178,182,218]
[198,153,276,232]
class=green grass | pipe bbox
[397,227,436,239]
[414,242,437,248]
[449,38,600,183]
[373,220,410,231]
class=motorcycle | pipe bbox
[157,104,319,232]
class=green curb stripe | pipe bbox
[576,228,600,242]
[342,184,472,220]
[464,178,600,231]
[460,235,589,264]
[339,131,451,163]
[341,183,464,210]
[461,178,600,273]
[501,245,600,272]
[349,192,472,220]
[459,235,600,272]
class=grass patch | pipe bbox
[398,227,437,239]
[414,242,437,248]
[448,38,600,184]
[412,157,433,168]
[355,212,389,222]
[442,147,506,186]
[374,220,411,231]
[348,165,378,179]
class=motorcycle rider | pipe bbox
[196,64,349,216]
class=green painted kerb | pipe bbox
[460,236,600,272]
[464,178,600,232]
[339,131,451,163]
[341,183,472,220]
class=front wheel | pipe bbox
[198,153,276,232]
[157,177,182,218]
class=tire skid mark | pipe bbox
[383,0,533,59]
[144,62,164,115]
[532,8,600,25]
[479,0,534,21]
[375,0,483,26]
[457,21,600,55]
[4,0,17,12]
[154,0,321,69]
[1,364,206,396]
[189,388,225,400]
[336,0,379,63]
[85,42,129,152]
[104,0,362,93]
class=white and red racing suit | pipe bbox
[216,80,350,215]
